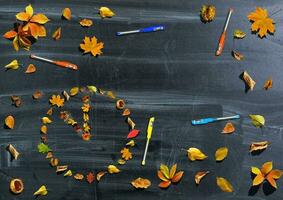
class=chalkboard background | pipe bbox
[0,0,283,200]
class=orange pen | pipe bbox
[215,8,233,56]
[30,54,78,70]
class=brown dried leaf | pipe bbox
[242,71,256,91]
[232,50,244,60]
[56,165,68,173]
[33,91,43,99]
[122,108,131,116]
[222,122,235,134]
[25,64,36,74]
[127,117,136,129]
[46,152,53,159]
[50,158,59,167]
[5,115,15,129]
[74,173,84,180]
[11,96,21,107]
[195,171,209,185]
[250,141,269,152]
[263,79,273,90]
[116,99,125,110]
[52,27,61,40]
[7,144,20,160]
[131,177,151,189]
[96,171,107,181]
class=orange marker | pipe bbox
[216,8,233,56]
[30,54,78,70]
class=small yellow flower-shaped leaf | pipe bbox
[99,7,115,18]
[187,147,207,161]
[49,95,64,107]
[5,59,19,70]
[216,177,234,193]
[215,147,228,161]
[33,185,48,196]
[120,148,132,161]
[80,36,104,57]
[108,165,120,174]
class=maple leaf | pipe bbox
[49,95,64,107]
[157,164,184,188]
[247,7,275,38]
[120,148,132,161]
[86,172,95,184]
[80,36,104,57]
[81,104,90,112]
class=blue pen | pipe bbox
[116,25,165,36]
[191,115,240,125]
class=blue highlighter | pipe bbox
[116,25,165,36]
[191,115,240,125]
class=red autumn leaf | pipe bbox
[86,172,95,184]
[127,129,140,139]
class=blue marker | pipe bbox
[116,25,165,36]
[191,115,240,125]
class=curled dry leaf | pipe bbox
[215,147,228,161]
[62,8,71,20]
[7,144,20,160]
[216,177,234,192]
[127,129,140,139]
[74,173,84,180]
[33,185,47,196]
[46,152,53,159]
[5,59,19,70]
[87,172,95,184]
[234,29,246,39]
[127,117,136,129]
[64,170,72,177]
[56,165,68,173]
[80,19,93,27]
[10,178,24,194]
[46,107,53,116]
[200,5,216,22]
[62,90,70,101]
[70,87,79,96]
[263,79,273,90]
[80,36,104,57]
[232,50,244,61]
[52,27,61,40]
[131,177,151,189]
[42,117,52,124]
[108,165,120,174]
[126,140,135,147]
[122,108,131,116]
[195,171,209,185]
[25,64,36,73]
[33,90,42,99]
[96,171,107,181]
[222,122,235,134]
[249,114,265,128]
[99,7,115,18]
[121,148,132,160]
[242,71,256,91]
[116,99,125,110]
[50,158,59,167]
[187,147,207,161]
[5,115,15,129]
[117,159,126,165]
[11,95,21,107]
[250,141,269,152]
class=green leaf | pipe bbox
[87,85,97,93]
[37,143,52,154]
[160,164,170,179]
[249,115,265,128]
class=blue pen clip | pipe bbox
[116,25,165,36]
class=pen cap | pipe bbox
[147,117,155,139]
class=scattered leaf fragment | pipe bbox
[200,5,216,22]
[5,59,19,70]
[56,165,68,173]
[249,115,265,128]
[49,95,64,107]
[37,143,52,154]
[121,148,132,161]
[127,129,140,139]
[70,87,79,96]
[232,50,244,61]
[215,147,228,161]
[216,177,234,192]
[242,71,256,91]
[46,107,53,116]
[25,64,36,73]
[52,27,61,40]
[106,91,116,99]
[10,178,24,194]
[234,29,246,39]
[50,158,59,167]
[64,170,72,177]
[11,95,21,107]
[96,171,107,181]
[7,144,20,160]
[117,159,126,165]
[131,177,151,189]
[263,79,273,90]
[250,141,269,152]
[127,117,136,129]
[74,173,84,180]
[80,19,93,27]
[33,90,42,99]
[42,117,52,124]
[122,108,131,116]
[62,8,71,20]
[126,140,135,147]
[86,172,95,184]
[33,185,47,196]
[46,152,53,159]
[187,147,207,161]
[99,7,115,18]
[222,122,235,134]
[195,171,209,185]
[108,165,120,174]
[80,36,104,57]
[5,115,15,129]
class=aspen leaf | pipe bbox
[108,165,120,174]
[74,173,84,180]
[99,7,115,18]
[86,172,95,184]
[263,79,273,90]
[33,185,47,196]
[70,87,79,96]
[131,177,151,189]
[80,19,93,27]
[25,64,36,73]
[216,177,234,192]
[222,122,235,134]
[250,141,269,152]
[234,29,246,39]
[215,147,228,161]
[96,171,107,181]
[232,50,244,60]
[195,171,209,185]
[249,115,265,128]
[5,59,19,70]
[187,147,207,161]
[52,27,61,40]
[242,71,256,91]
[62,8,71,20]
[80,36,104,57]
[42,117,52,124]
[5,115,15,129]
[38,143,52,153]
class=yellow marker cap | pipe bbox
[147,117,155,139]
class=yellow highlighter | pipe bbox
[141,117,155,166]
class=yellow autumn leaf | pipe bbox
[70,87,79,96]
[40,125,47,134]
[234,29,246,39]
[80,36,104,57]
[216,177,234,192]
[5,59,19,70]
[215,147,228,161]
[5,115,15,129]
[187,147,207,161]
[33,185,48,196]
[108,165,120,174]
[117,159,126,165]
[87,85,97,93]
[99,7,115,18]
[160,164,170,179]
[62,8,71,20]
[96,171,107,181]
[249,115,265,128]
[42,117,52,124]
[64,170,72,177]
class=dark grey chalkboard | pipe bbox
[0,0,283,200]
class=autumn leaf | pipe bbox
[5,115,15,129]
[216,177,234,192]
[131,177,151,189]
[222,122,235,134]
[263,79,273,90]
[74,173,84,180]
[25,64,36,73]
[248,7,275,38]
[127,117,136,129]
[40,125,47,134]
[80,19,93,27]
[49,95,64,107]
[251,161,283,189]
[234,29,246,39]
[5,59,19,70]
[38,143,52,153]
[42,117,52,124]
[195,171,209,185]
[158,164,184,188]
[127,129,140,139]
[87,85,97,93]
[34,185,48,196]
[33,90,43,99]
[232,50,244,61]
[250,141,269,152]
[108,165,120,174]
[122,108,131,116]
[81,104,90,112]
[70,87,79,96]
[249,115,265,128]
[80,36,104,57]
[200,5,216,22]
[86,172,95,184]
[64,170,72,177]
[126,140,135,147]
[11,96,21,107]
[187,147,207,161]
[117,159,126,165]
[62,8,71,20]
[96,171,107,181]
[242,71,256,91]
[99,7,115,18]
[215,147,228,161]
[121,148,132,160]
[52,27,61,40]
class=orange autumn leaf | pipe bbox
[96,171,107,181]
[250,141,269,152]
[171,171,184,183]
[222,122,235,134]
[33,90,43,99]
[157,164,184,188]
[3,30,17,39]
[195,171,209,185]
[52,27,61,40]
[5,115,15,129]
[80,36,104,57]
[247,7,275,38]
[49,95,64,107]
[86,172,95,184]
[122,108,131,116]
[131,177,151,189]
[263,79,273,90]
[80,19,93,27]
[251,161,283,189]
[120,148,132,161]
[158,181,171,188]
[82,132,91,141]
[25,64,36,73]
[62,8,71,20]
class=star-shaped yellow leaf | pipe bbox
[80,36,104,57]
